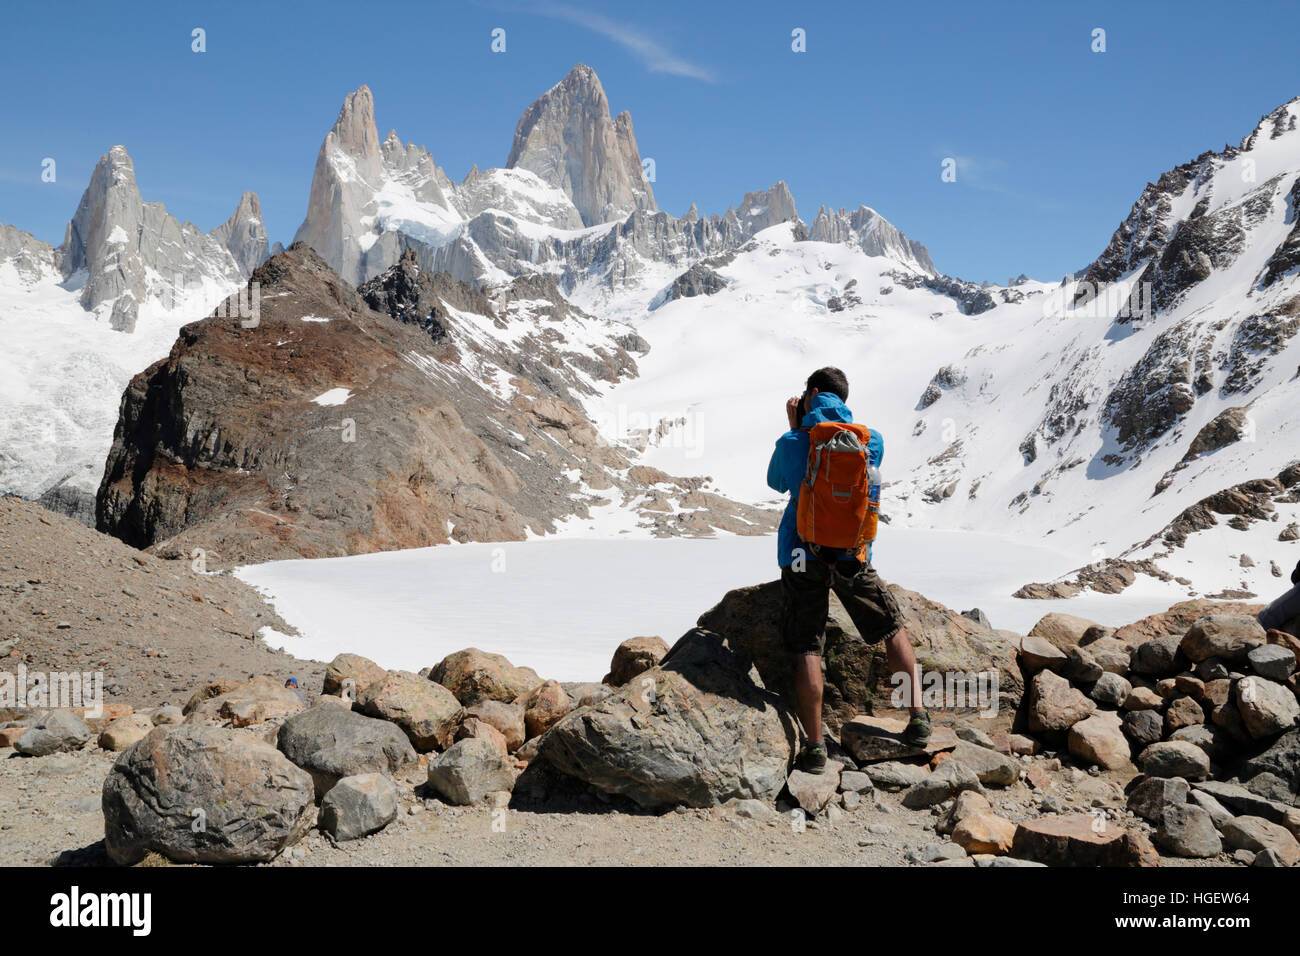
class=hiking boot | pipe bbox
[796,742,828,774]
[902,710,932,746]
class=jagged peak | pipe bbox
[330,85,379,158]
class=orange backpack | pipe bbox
[795,421,879,556]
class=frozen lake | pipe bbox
[235,529,1195,682]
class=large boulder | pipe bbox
[13,710,91,756]
[102,725,315,865]
[1027,670,1095,735]
[183,675,305,728]
[537,628,800,808]
[277,705,416,799]
[1068,711,1132,770]
[1028,613,1098,651]
[1180,616,1266,664]
[604,636,670,686]
[695,580,1021,732]
[1236,676,1300,738]
[1011,813,1159,867]
[429,648,542,706]
[427,738,516,805]
[355,671,462,752]
[323,653,388,699]
[1114,600,1265,647]
[319,773,399,841]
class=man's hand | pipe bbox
[786,396,801,430]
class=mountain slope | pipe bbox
[0,151,271,522]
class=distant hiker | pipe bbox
[1258,560,1300,635]
[767,367,930,774]
[284,677,305,704]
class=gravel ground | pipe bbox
[0,738,1223,868]
[0,496,325,710]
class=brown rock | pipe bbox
[840,714,958,763]
[1115,600,1265,647]
[1028,670,1096,735]
[355,671,463,752]
[455,717,509,757]
[522,679,572,739]
[99,713,155,752]
[184,675,305,728]
[953,812,1017,855]
[1068,711,1132,770]
[1164,696,1206,735]
[464,700,526,753]
[430,648,542,706]
[323,653,387,699]
[1011,813,1159,867]
[603,636,670,686]
[1028,613,1099,651]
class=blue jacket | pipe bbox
[766,392,884,568]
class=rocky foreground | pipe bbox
[4,502,1300,867]
[3,592,1299,866]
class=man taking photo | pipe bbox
[767,367,930,773]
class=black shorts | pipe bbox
[780,557,904,656]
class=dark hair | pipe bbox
[806,367,849,402]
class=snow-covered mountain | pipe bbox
[592,95,1300,602]
[0,147,269,521]
[4,61,1298,605]
[289,64,936,307]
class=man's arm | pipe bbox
[767,439,790,493]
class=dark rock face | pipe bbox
[1182,406,1252,461]
[94,244,770,566]
[918,364,967,410]
[922,275,997,315]
[538,629,800,808]
[1262,175,1300,288]
[662,263,726,303]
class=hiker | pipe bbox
[767,367,930,774]
[1257,559,1300,635]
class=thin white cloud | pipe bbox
[531,2,717,82]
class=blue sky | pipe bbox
[1,0,1297,282]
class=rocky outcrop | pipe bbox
[94,244,771,566]
[505,63,656,227]
[809,204,935,274]
[0,223,57,284]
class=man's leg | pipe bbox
[832,561,931,744]
[885,627,924,716]
[781,562,831,770]
[793,652,824,748]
